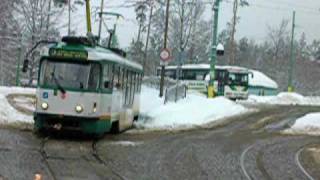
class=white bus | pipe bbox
[157,64,251,100]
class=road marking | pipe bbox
[295,147,315,180]
[240,144,255,180]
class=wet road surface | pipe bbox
[0,105,319,180]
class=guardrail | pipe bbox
[143,76,176,90]
[164,82,187,104]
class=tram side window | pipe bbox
[135,73,139,92]
[102,64,113,90]
[130,71,135,104]
[138,73,142,92]
[88,63,101,91]
[113,66,121,89]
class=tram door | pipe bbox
[120,69,135,131]
[216,70,227,96]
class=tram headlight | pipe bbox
[75,105,83,113]
[41,102,49,110]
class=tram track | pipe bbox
[39,136,58,180]
[295,146,315,180]
[239,138,319,180]
[91,140,129,180]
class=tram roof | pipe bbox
[160,64,249,73]
[41,42,143,71]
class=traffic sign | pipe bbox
[160,48,171,62]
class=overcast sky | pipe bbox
[60,0,320,48]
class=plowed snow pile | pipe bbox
[284,113,320,136]
[0,87,35,124]
[246,92,320,106]
[136,86,249,130]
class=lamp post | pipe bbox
[208,0,221,98]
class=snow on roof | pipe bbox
[249,70,278,89]
[41,43,143,71]
[86,46,143,70]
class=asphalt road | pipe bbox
[0,105,319,180]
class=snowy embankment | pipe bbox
[135,86,250,130]
[0,87,35,125]
[245,92,320,106]
[284,113,320,136]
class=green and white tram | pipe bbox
[30,37,143,135]
[158,64,251,100]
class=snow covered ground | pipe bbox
[135,86,250,130]
[284,113,320,136]
[0,87,35,125]
[0,86,250,131]
[245,92,320,106]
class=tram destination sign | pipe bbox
[49,48,88,60]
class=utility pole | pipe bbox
[288,11,296,92]
[208,0,221,98]
[159,0,170,97]
[68,0,71,35]
[143,1,154,71]
[46,0,52,39]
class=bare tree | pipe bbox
[229,0,249,65]
[12,0,62,84]
[267,19,289,61]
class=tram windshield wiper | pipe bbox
[51,70,66,94]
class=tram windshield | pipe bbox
[40,60,101,91]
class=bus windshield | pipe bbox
[40,60,101,91]
[228,73,248,86]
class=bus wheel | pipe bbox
[110,121,120,134]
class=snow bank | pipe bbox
[246,92,320,106]
[0,86,35,96]
[0,87,35,124]
[284,113,320,136]
[136,86,249,130]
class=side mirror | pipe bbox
[216,43,224,56]
[22,59,29,73]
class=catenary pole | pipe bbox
[208,0,221,98]
[288,11,296,92]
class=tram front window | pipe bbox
[40,60,101,91]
